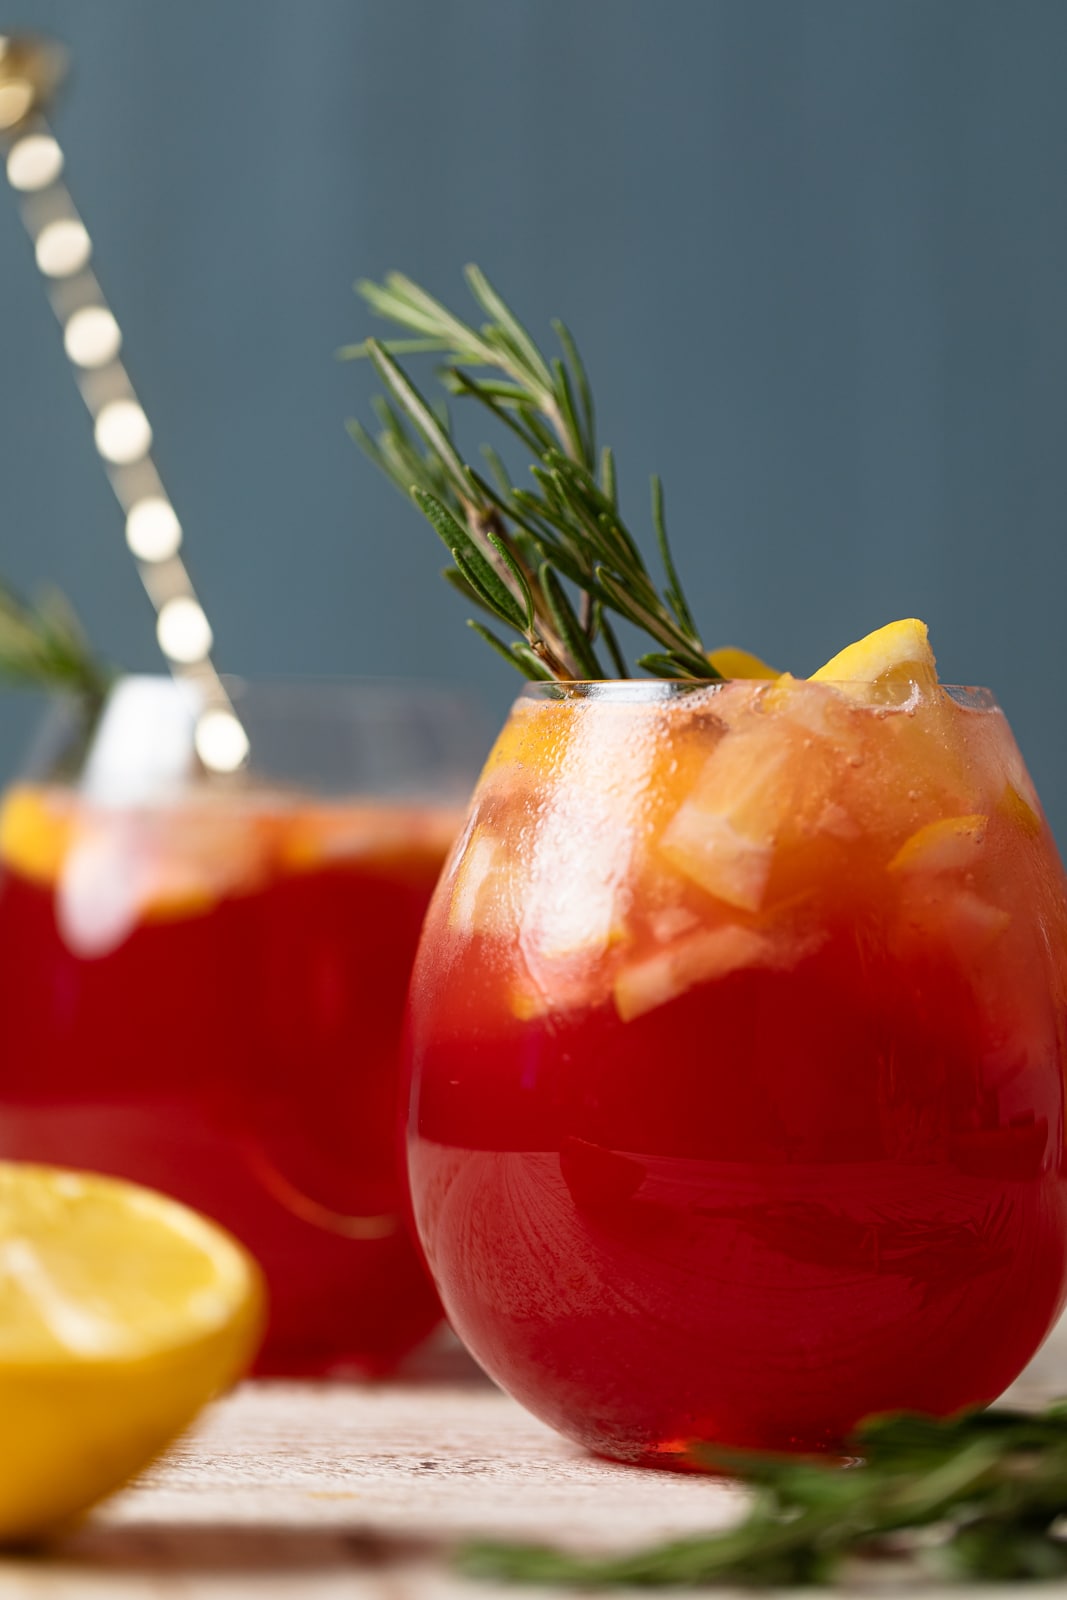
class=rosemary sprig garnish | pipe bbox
[460,1403,1067,1587]
[0,577,111,705]
[343,266,716,682]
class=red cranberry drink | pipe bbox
[0,788,460,1376]
[404,624,1067,1460]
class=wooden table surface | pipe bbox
[0,1338,1062,1600]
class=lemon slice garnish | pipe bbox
[810,618,937,694]
[706,646,780,680]
[0,1163,262,1542]
[0,788,72,886]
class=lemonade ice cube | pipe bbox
[614,923,775,1021]
[894,882,1011,961]
[659,807,775,912]
[656,717,821,912]
[448,827,510,936]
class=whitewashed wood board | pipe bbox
[0,1351,1060,1599]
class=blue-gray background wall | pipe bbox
[2,1,1066,826]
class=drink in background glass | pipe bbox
[405,675,1067,1462]
[0,677,483,1376]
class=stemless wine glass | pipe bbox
[405,674,1067,1464]
[0,675,484,1376]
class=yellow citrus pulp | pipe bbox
[809,616,938,694]
[0,1163,263,1542]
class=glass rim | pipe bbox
[519,679,997,709]
[25,671,479,700]
[13,673,489,803]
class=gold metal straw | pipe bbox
[0,33,249,774]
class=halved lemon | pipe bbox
[0,1163,263,1543]
[810,618,938,695]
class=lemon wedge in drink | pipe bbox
[707,646,780,680]
[810,618,937,694]
[888,813,988,875]
[0,1163,263,1543]
[0,788,72,885]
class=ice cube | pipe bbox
[613,922,775,1021]
[894,882,1011,962]
[657,733,794,911]
[760,675,854,741]
[658,808,774,912]
[447,828,510,937]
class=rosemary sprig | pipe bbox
[343,266,716,682]
[460,1403,1067,1587]
[0,578,111,705]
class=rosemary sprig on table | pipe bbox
[461,1404,1067,1587]
[343,266,715,682]
[0,577,110,705]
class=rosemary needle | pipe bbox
[345,266,716,683]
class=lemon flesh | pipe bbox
[0,1163,263,1543]
[809,618,937,694]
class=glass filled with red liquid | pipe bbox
[405,676,1067,1463]
[0,676,482,1376]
